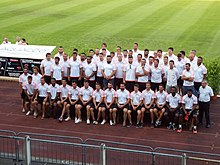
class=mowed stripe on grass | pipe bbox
[0,0,219,58]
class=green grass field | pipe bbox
[0,0,220,58]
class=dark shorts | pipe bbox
[138,82,146,92]
[59,97,70,104]
[69,99,81,106]
[151,82,160,92]
[177,78,183,86]
[117,104,130,110]
[78,100,91,106]
[125,81,135,92]
[106,103,117,109]
[44,75,51,85]
[155,104,167,111]
[37,96,46,104]
[131,104,143,111]
[184,109,198,118]
[167,108,183,116]
[20,90,26,99]
[25,95,34,102]
[143,104,155,110]
[90,102,106,108]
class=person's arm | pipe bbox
[109,69,116,79]
[143,66,149,76]
[182,103,187,114]
[85,96,93,105]
[97,96,103,108]
[147,98,154,109]
[101,69,106,79]
[67,67,70,80]
[40,67,44,76]
[79,67,83,80]
[130,98,135,110]
[123,71,126,83]
[79,94,83,103]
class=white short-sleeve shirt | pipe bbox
[130,91,143,105]
[19,73,30,85]
[182,94,198,109]
[193,64,207,83]
[93,89,104,102]
[80,86,93,101]
[166,68,179,86]
[51,64,64,81]
[60,85,70,98]
[102,62,116,79]
[68,86,80,100]
[47,84,60,99]
[37,83,49,97]
[115,61,126,79]
[32,73,42,86]
[23,82,37,95]
[199,86,214,102]
[116,89,130,104]
[123,63,136,81]
[175,59,185,76]
[41,59,54,76]
[142,89,155,105]
[96,60,105,77]
[69,60,82,78]
[136,65,149,83]
[182,69,194,86]
[60,60,70,77]
[166,93,181,109]
[150,66,164,83]
[155,90,168,105]
[83,62,97,81]
[104,88,116,103]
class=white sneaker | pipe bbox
[75,118,82,124]
[65,117,71,122]
[110,120,113,126]
[26,111,31,116]
[75,118,78,124]
[101,120,106,125]
[22,108,25,113]
[33,112,38,118]
[87,119,90,125]
[93,121,98,125]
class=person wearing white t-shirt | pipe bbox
[32,66,42,86]
[15,36,22,45]
[143,49,149,62]
[51,57,64,85]
[129,84,143,128]
[54,46,64,62]
[93,48,100,63]
[176,53,186,94]
[60,53,69,83]
[115,54,126,89]
[134,54,142,66]
[104,83,117,126]
[181,63,196,95]
[2,37,11,44]
[167,47,177,63]
[180,50,190,63]
[96,53,106,88]
[150,59,164,92]
[102,55,116,89]
[165,87,182,131]
[32,77,49,119]
[165,60,179,93]
[182,89,198,134]
[148,56,154,82]
[68,52,83,87]
[132,42,141,60]
[57,79,70,122]
[141,82,155,128]
[116,83,130,127]
[83,56,97,89]
[100,43,110,55]
[153,84,168,127]
[101,48,108,58]
[157,49,164,66]
[40,53,54,84]
[198,80,214,128]
[162,56,169,89]
[136,59,149,92]
[123,56,137,92]
[123,49,129,63]
[193,57,207,93]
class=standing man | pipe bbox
[54,46,64,61]
[51,57,64,85]
[167,47,177,63]
[60,53,70,83]
[198,80,214,128]
[115,54,126,89]
[176,53,185,94]
[136,59,149,92]
[96,53,105,88]
[40,53,54,84]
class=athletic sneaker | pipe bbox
[93,121,98,125]
[58,117,63,122]
[75,117,77,122]
[110,120,113,126]
[172,123,176,130]
[193,126,198,134]
[139,123,143,128]
[26,111,31,116]
[167,122,173,130]
[75,118,82,124]
[136,123,140,128]
[150,123,154,128]
[127,123,132,128]
[86,119,90,125]
[155,120,160,127]
[177,125,182,133]
[22,108,25,113]
[33,112,38,118]
[65,117,71,122]
[101,120,106,125]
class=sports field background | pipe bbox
[0,0,220,58]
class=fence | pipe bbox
[0,130,220,165]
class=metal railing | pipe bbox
[0,130,220,165]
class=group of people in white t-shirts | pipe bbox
[2,36,28,45]
[19,43,214,134]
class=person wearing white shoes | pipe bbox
[32,66,42,86]
[104,83,117,126]
[90,83,105,125]
[78,80,94,125]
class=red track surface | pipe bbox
[0,81,219,154]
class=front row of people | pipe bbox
[22,76,214,134]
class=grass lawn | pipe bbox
[0,0,220,58]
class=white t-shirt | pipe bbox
[175,59,185,76]
[83,62,97,81]
[193,64,207,83]
[166,68,179,86]
[162,64,169,78]
[60,60,70,77]
[59,85,70,98]
[80,86,93,101]
[182,94,198,109]
[68,86,80,100]
[41,59,54,76]
[93,89,104,102]
[51,64,64,81]
[47,84,60,99]
[23,82,37,95]
[130,91,143,105]
[167,54,177,63]
[104,88,116,103]
[115,61,126,79]
[166,93,181,109]
[150,66,164,83]
[19,73,30,85]
[116,89,130,104]
[123,63,136,81]
[199,86,214,102]
[32,73,42,85]
[155,90,168,105]
[102,62,116,79]
[142,89,155,105]
[69,60,82,77]
[136,65,149,83]
[182,69,194,86]
[96,60,105,77]
[37,83,49,97]
[54,53,64,62]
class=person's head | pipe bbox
[185,63,190,71]
[168,47,174,55]
[177,53,182,61]
[62,78,67,86]
[46,53,51,61]
[157,49,162,57]
[169,60,174,69]
[137,54,142,62]
[149,56,154,64]
[154,59,159,67]
[102,43,107,49]
[84,80,89,88]
[118,54,122,61]
[116,46,121,54]
[73,48,78,54]
[108,82,113,89]
[144,49,149,57]
[110,52,115,58]
[128,56,133,64]
[23,67,28,75]
[189,53,194,61]
[99,53,104,61]
[58,46,64,54]
[190,50,196,57]
[133,42,138,50]
[55,57,60,64]
[197,56,203,65]
[120,83,125,91]
[128,50,133,56]
[164,56,168,64]
[72,80,77,88]
[159,84,164,92]
[201,80,207,88]
[123,49,128,56]
[187,89,193,97]
[33,66,39,74]
[102,48,107,55]
[27,76,32,84]
[72,52,77,60]
[95,83,101,91]
[146,82,151,90]
[141,58,146,66]
[180,50,185,58]
[4,37,8,42]
[107,55,112,64]
[21,38,26,44]
[16,36,20,42]
[95,48,100,55]
[171,86,177,96]
[89,49,94,56]
[87,55,92,64]
[153,50,157,58]
[80,53,86,61]
[63,53,68,61]
[134,84,139,92]
[40,77,45,84]
[51,78,56,85]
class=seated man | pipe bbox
[90,83,106,125]
[165,87,182,131]
[32,77,49,119]
[153,84,168,127]
[141,82,155,128]
[130,84,143,128]
[104,83,117,126]
[58,78,70,122]
[78,80,94,125]
[116,83,130,127]
[182,89,198,134]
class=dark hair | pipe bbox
[72,80,77,84]
[180,50,185,55]
[84,80,89,83]
[107,55,112,58]
[171,86,177,90]
[186,63,191,67]
[59,46,63,48]
[128,56,133,59]
[73,48,78,52]
[102,48,106,51]
[33,66,39,71]
[169,60,174,65]
[55,57,60,61]
[27,76,32,79]
[72,52,77,55]
[157,49,162,53]
[102,43,107,47]
[177,53,182,57]
[110,52,115,55]
[46,53,51,57]
[187,89,193,92]
[81,53,86,56]
[23,67,28,70]
[168,47,174,51]
[134,84,139,88]
[89,49,94,52]
[99,53,103,55]
[159,84,164,87]
[144,49,149,52]
[120,82,126,86]
[164,56,168,59]
[134,42,138,46]
[149,56,154,59]
[198,56,203,60]
[117,46,121,49]
[123,49,128,52]
[137,54,142,58]
[154,59,159,63]
[41,77,45,80]
[51,78,56,81]
[62,78,66,81]
[96,83,100,86]
[87,55,93,59]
